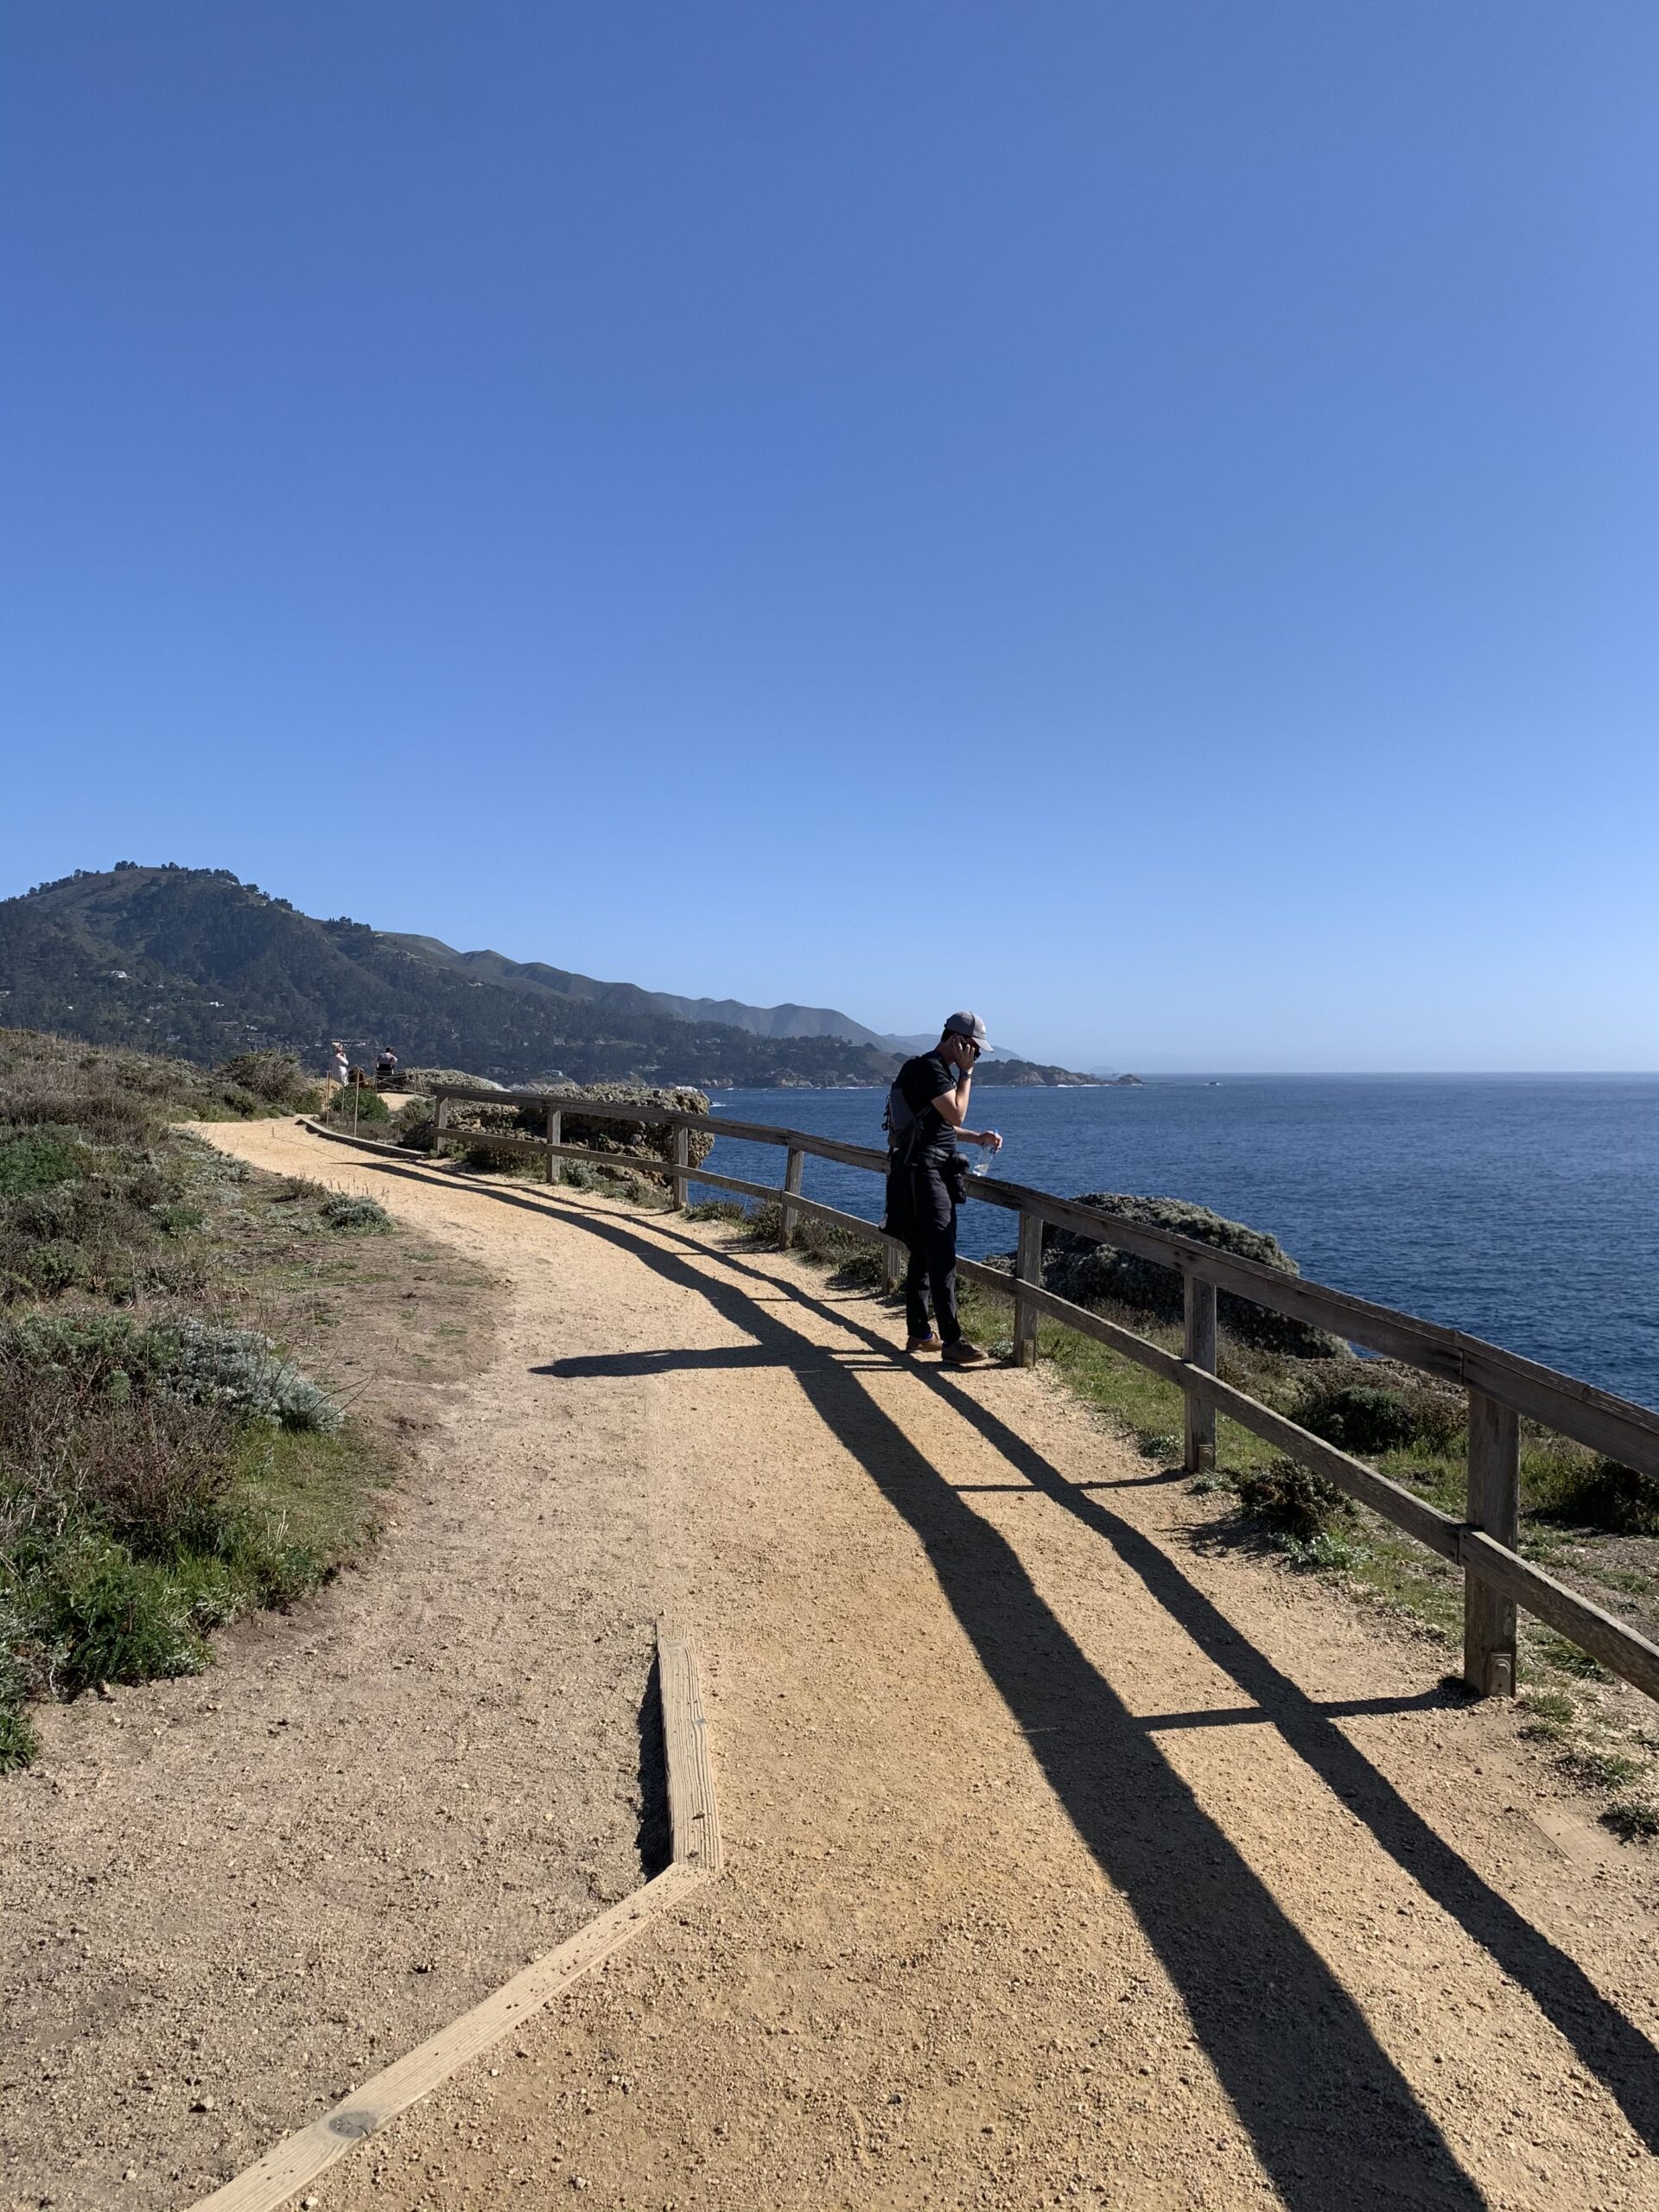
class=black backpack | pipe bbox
[883,1058,939,1169]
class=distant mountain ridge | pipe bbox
[383,933,899,1050]
[385,936,1030,1060]
[0,866,1094,1090]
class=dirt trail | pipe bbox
[0,1123,658,2212]
[10,1122,1659,2212]
[277,1131,1656,2212]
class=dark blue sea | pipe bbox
[693,1077,1659,1410]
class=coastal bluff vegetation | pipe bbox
[0,1028,499,1769]
[0,865,1094,1091]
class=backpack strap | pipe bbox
[886,1063,930,1169]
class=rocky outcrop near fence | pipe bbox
[395,1082,715,1173]
[1039,1193,1343,1357]
[398,1067,505,1095]
[540,1084,715,1172]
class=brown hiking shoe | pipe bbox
[941,1340,990,1367]
[906,1332,944,1354]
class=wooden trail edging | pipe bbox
[659,1622,723,1875]
[185,1624,721,2212]
[418,1086,1659,1707]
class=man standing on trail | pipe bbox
[885,1012,1002,1364]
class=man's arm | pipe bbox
[931,1071,972,1128]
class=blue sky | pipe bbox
[3,4,1655,1071]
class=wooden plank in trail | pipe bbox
[659,1619,724,1874]
[186,1870,705,2212]
[188,1632,723,2212]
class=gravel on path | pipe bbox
[289,1169,1659,2212]
[12,1124,1658,2212]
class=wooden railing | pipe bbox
[425,1085,1659,1707]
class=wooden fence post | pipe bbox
[884,1238,906,1295]
[1014,1207,1043,1368]
[780,1147,804,1248]
[1464,1389,1520,1696]
[671,1126,690,1210]
[434,1095,450,1135]
[545,1104,562,1185]
[1183,1271,1217,1473]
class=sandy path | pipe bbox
[0,1123,660,2212]
[10,1123,1658,2212]
[257,1144,1659,2212]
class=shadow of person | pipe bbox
[520,1205,1483,2203]
[531,1344,892,1380]
[349,1156,1659,2184]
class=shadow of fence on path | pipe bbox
[356,1157,1659,2199]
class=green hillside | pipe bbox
[0,866,1094,1090]
[0,867,899,1088]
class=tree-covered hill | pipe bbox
[0,866,1095,1089]
[0,867,903,1088]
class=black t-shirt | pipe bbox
[896,1052,958,1166]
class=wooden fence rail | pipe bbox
[425,1085,1659,1707]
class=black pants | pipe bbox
[902,1163,961,1344]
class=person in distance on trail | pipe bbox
[326,1040,349,1092]
[376,1045,399,1089]
[884,1012,1002,1365]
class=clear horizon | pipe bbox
[4,7,1656,1075]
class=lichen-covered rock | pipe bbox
[1042,1192,1343,1357]
[399,1068,504,1095]
[405,1081,715,1172]
[541,1083,715,1171]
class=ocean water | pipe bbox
[694,1076,1659,1410]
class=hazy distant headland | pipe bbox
[0,865,1097,1091]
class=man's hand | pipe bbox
[931,1034,981,1127]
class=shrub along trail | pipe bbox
[12,1122,1658,2211]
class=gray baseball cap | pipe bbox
[943,1011,991,1052]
